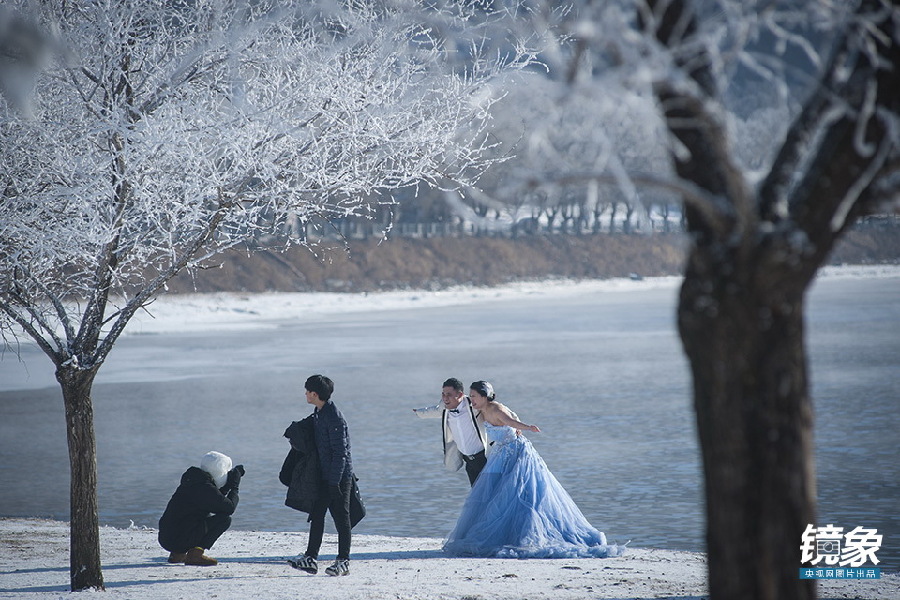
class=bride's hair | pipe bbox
[470,380,495,401]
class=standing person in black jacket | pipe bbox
[288,374,354,577]
[158,451,244,566]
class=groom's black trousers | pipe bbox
[463,450,487,486]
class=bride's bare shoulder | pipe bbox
[490,402,517,418]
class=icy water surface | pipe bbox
[1,275,897,569]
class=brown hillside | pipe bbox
[165,226,899,294]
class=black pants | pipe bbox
[463,450,487,486]
[305,476,352,560]
[159,513,232,553]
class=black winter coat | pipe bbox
[158,467,239,552]
[313,400,353,486]
[280,415,322,514]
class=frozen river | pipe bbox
[1,269,897,569]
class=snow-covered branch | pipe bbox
[455,0,862,241]
[0,0,520,367]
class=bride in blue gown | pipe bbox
[443,381,625,559]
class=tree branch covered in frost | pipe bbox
[458,69,668,229]
[460,0,898,242]
[0,0,523,368]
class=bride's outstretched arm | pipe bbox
[494,405,541,433]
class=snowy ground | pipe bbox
[2,266,896,344]
[123,264,900,335]
[2,518,898,600]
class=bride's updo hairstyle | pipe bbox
[470,380,495,401]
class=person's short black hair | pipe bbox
[305,374,334,402]
[442,378,464,393]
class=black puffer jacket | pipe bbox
[280,415,322,514]
[158,467,239,552]
[313,400,353,486]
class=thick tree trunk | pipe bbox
[57,366,104,591]
[678,250,817,600]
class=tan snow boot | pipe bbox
[184,547,217,566]
[167,551,187,564]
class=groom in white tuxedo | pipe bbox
[413,377,488,486]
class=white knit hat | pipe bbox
[200,451,232,489]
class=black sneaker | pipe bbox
[325,558,349,576]
[288,554,318,574]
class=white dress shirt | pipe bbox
[447,397,486,456]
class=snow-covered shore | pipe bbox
[2,518,898,600]
[123,264,900,335]
[1,266,895,343]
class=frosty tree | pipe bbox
[477,1,899,599]
[0,0,516,591]
[470,70,669,234]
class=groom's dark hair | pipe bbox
[442,378,464,393]
[305,374,334,401]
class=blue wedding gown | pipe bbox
[443,423,625,558]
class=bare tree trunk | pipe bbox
[592,201,603,233]
[678,253,817,599]
[624,204,635,234]
[57,366,104,592]
[546,206,560,234]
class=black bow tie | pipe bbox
[448,408,460,414]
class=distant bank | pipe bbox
[166,226,899,294]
